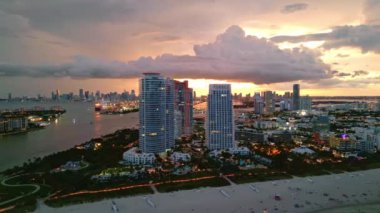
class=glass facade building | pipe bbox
[293,84,300,110]
[139,73,175,153]
[206,84,235,150]
[174,80,193,138]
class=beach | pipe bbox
[37,169,380,213]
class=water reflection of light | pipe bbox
[95,112,101,120]
[55,119,58,124]
[94,112,102,136]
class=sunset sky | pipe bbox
[0,0,379,97]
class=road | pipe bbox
[49,175,220,200]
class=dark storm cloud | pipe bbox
[0,26,330,84]
[352,70,369,77]
[271,25,380,53]
[0,0,276,44]
[331,70,370,78]
[330,70,369,78]
[281,3,308,14]
[0,0,135,29]
[335,72,351,77]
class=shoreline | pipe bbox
[37,168,380,213]
[313,202,380,213]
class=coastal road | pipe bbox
[0,175,40,207]
[49,175,219,200]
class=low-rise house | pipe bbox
[209,146,251,157]
[226,147,251,156]
[253,154,272,166]
[62,161,81,170]
[253,120,278,130]
[172,166,192,175]
[291,146,315,155]
[352,127,378,153]
[170,152,191,162]
[123,147,156,165]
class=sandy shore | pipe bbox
[37,169,380,213]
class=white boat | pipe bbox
[111,201,119,212]
[143,197,156,208]
[249,184,259,192]
[220,189,231,198]
[37,122,50,127]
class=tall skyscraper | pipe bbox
[79,89,84,100]
[55,89,60,101]
[139,73,175,154]
[254,92,264,114]
[131,90,136,100]
[206,84,235,150]
[293,84,300,110]
[174,80,193,138]
[84,91,90,100]
[283,92,291,99]
[263,91,275,114]
[300,95,312,110]
[51,91,55,100]
[95,90,101,100]
[7,93,12,101]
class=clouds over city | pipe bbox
[271,25,380,54]
[272,0,380,54]
[0,26,330,84]
[331,70,370,78]
[0,0,379,95]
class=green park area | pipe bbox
[2,126,380,212]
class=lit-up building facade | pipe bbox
[254,92,264,114]
[174,80,193,138]
[263,91,275,114]
[139,73,175,153]
[206,84,235,150]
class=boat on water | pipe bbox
[36,121,50,127]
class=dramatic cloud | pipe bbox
[281,3,308,14]
[314,78,380,88]
[0,0,368,65]
[271,25,380,53]
[0,26,330,84]
[331,71,351,77]
[0,0,289,64]
[331,70,369,78]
